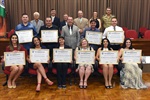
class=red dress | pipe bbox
[5,45,27,69]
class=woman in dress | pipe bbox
[96,38,114,88]
[119,38,147,89]
[89,12,101,30]
[74,38,94,89]
[5,34,27,88]
[27,36,53,92]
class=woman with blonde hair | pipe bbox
[74,38,94,89]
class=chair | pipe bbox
[50,62,73,85]
[28,67,49,75]
[125,30,138,39]
[143,30,150,39]
[122,27,128,33]
[7,29,15,38]
[139,27,147,38]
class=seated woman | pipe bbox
[119,38,147,89]
[3,34,27,88]
[96,38,113,89]
[27,36,53,92]
[52,36,71,89]
[74,38,94,89]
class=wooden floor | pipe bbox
[0,73,150,100]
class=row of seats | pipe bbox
[122,27,150,39]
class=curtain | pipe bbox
[4,0,150,32]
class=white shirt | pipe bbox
[51,16,55,22]
[103,25,123,38]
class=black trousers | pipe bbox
[56,63,68,86]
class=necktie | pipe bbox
[114,26,116,31]
[69,27,72,35]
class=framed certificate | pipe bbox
[100,51,118,64]
[30,49,49,63]
[4,51,25,66]
[85,31,102,45]
[107,31,124,43]
[16,30,33,43]
[41,30,58,43]
[122,50,142,63]
[142,56,150,64]
[76,51,95,64]
[53,49,72,63]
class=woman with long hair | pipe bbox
[74,38,94,89]
[96,38,114,89]
[5,34,27,88]
[119,38,147,89]
[27,36,53,92]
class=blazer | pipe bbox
[61,25,80,49]
[60,20,67,30]
[74,17,88,30]
[51,16,60,28]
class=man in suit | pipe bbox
[50,9,60,29]
[60,14,68,31]
[61,17,80,50]
[30,12,44,34]
[74,10,88,34]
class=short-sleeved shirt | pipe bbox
[102,14,115,28]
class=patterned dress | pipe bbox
[120,63,147,89]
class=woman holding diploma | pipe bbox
[119,38,147,89]
[27,36,53,92]
[74,38,94,89]
[53,36,71,89]
[4,34,27,88]
[96,38,113,89]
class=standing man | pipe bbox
[15,13,37,50]
[38,17,59,60]
[61,16,80,50]
[30,12,44,34]
[74,10,88,34]
[60,14,68,31]
[81,19,100,51]
[103,17,123,50]
[101,7,115,32]
[50,9,60,29]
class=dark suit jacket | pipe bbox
[51,16,60,28]
[60,20,67,30]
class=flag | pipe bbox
[0,0,5,17]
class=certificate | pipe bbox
[30,49,49,63]
[16,30,33,43]
[4,51,25,66]
[53,49,72,63]
[122,50,141,63]
[100,51,118,64]
[142,56,150,64]
[76,51,95,64]
[85,31,102,45]
[41,30,58,43]
[107,31,124,43]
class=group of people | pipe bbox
[1,7,148,92]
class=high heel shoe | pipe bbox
[36,83,41,92]
[109,85,113,89]
[12,81,16,88]
[8,86,12,89]
[105,86,110,89]
[83,81,87,89]
[79,81,83,89]
[45,78,53,86]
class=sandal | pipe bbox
[45,78,53,86]
[36,83,41,92]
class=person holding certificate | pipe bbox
[81,19,101,52]
[3,34,27,88]
[119,38,147,89]
[74,38,94,89]
[103,17,123,50]
[27,36,53,92]
[15,13,37,50]
[96,38,114,89]
[52,36,71,89]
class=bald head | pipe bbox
[33,12,40,20]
